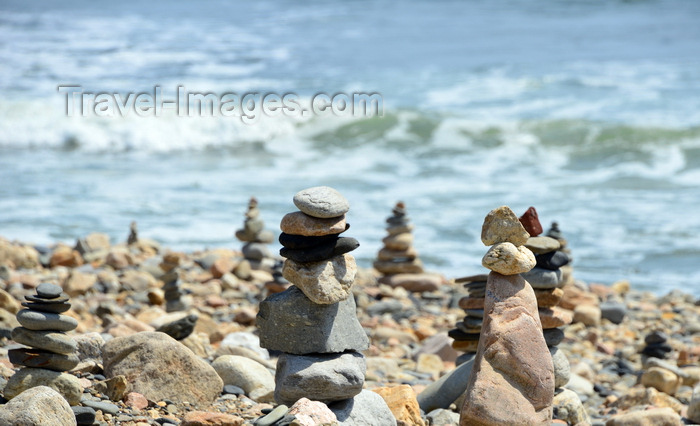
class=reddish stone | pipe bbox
[519,207,543,237]
[124,392,149,410]
[181,411,244,426]
[459,297,485,310]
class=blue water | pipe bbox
[1,0,700,295]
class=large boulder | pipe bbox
[102,331,223,407]
[0,386,76,426]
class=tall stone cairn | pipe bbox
[460,206,554,426]
[235,197,276,269]
[257,186,370,406]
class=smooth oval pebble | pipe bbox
[25,293,70,304]
[80,399,120,416]
[36,283,63,299]
[16,309,78,332]
[11,327,78,355]
[72,406,97,425]
[21,301,71,314]
[293,186,349,219]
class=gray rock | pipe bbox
[0,385,77,425]
[293,186,350,219]
[8,348,80,372]
[275,352,366,405]
[426,408,460,425]
[329,389,397,426]
[4,368,83,405]
[521,267,562,289]
[553,388,590,426]
[544,327,565,346]
[74,332,105,363]
[219,332,270,360]
[242,242,271,261]
[72,406,96,425]
[564,373,594,397]
[22,300,72,314]
[156,314,198,340]
[551,346,571,388]
[689,384,700,424]
[644,357,688,379]
[416,357,474,412]
[254,404,289,426]
[212,355,275,403]
[11,327,78,354]
[102,332,223,407]
[257,286,369,354]
[36,283,63,299]
[524,236,561,255]
[80,399,119,415]
[16,309,79,332]
[600,301,626,324]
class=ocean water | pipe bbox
[1,0,699,295]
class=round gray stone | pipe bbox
[329,390,397,426]
[22,301,71,314]
[293,186,349,219]
[11,327,78,355]
[521,267,563,289]
[551,346,571,388]
[36,283,63,299]
[16,309,78,332]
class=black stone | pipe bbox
[22,301,72,314]
[36,283,63,299]
[280,237,359,263]
[535,250,571,271]
[594,384,613,397]
[156,314,198,340]
[642,342,672,358]
[386,216,409,226]
[223,384,245,395]
[644,331,668,344]
[72,406,96,425]
[543,328,565,346]
[447,329,481,341]
[25,293,69,304]
[278,224,349,249]
[464,309,484,318]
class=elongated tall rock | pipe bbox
[460,206,554,426]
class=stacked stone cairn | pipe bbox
[545,220,575,287]
[449,273,488,362]
[235,197,276,270]
[460,206,554,425]
[5,283,83,406]
[257,186,373,409]
[519,207,588,424]
[160,254,190,313]
[374,202,446,293]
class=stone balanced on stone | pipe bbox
[374,202,446,293]
[160,253,191,313]
[460,206,554,426]
[257,186,373,408]
[5,283,83,406]
[449,273,488,361]
[519,207,587,425]
[235,197,276,270]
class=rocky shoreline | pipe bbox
[0,203,699,425]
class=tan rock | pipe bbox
[378,273,445,293]
[92,375,128,401]
[0,288,21,314]
[539,307,573,329]
[280,212,346,236]
[553,388,590,426]
[287,397,338,426]
[534,287,564,308]
[612,387,684,413]
[282,254,356,304]
[524,236,561,254]
[0,239,41,269]
[4,368,83,405]
[210,257,237,279]
[605,407,681,426]
[120,270,158,292]
[452,340,480,352]
[105,249,132,270]
[382,233,414,251]
[573,304,601,326]
[62,270,97,297]
[460,272,554,426]
[641,367,682,395]
[688,384,700,424]
[559,283,599,310]
[377,247,418,261]
[373,259,424,275]
[459,297,485,310]
[416,353,444,379]
[124,392,149,410]
[481,243,535,275]
[373,384,426,426]
[181,411,244,426]
[50,245,83,268]
[480,206,530,246]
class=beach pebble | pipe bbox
[521,267,562,289]
[280,212,347,237]
[381,233,413,251]
[565,373,595,397]
[80,399,119,416]
[329,390,397,426]
[481,206,530,246]
[378,273,444,293]
[373,384,425,426]
[525,236,561,254]
[72,406,96,425]
[8,348,80,372]
[254,404,288,426]
[551,347,571,388]
[11,327,78,354]
[416,357,474,412]
[553,388,590,426]
[604,406,681,426]
[212,355,275,403]
[282,254,356,304]
[688,385,700,424]
[641,366,682,395]
[4,368,83,405]
[287,397,338,425]
[426,408,460,425]
[16,309,78,332]
[573,304,601,326]
[481,242,535,275]
[102,331,223,407]
[518,206,543,236]
[0,386,77,426]
[242,242,271,262]
[275,352,365,405]
[257,285,369,354]
[539,307,573,329]
[535,250,570,270]
[36,282,63,299]
[181,411,245,426]
[293,186,350,219]
[600,301,626,324]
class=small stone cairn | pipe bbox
[160,254,191,313]
[235,197,276,270]
[256,186,371,408]
[460,206,554,425]
[449,273,488,361]
[374,202,446,293]
[519,207,587,424]
[5,283,83,405]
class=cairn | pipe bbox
[256,186,374,409]
[460,206,554,425]
[235,197,276,270]
[127,221,138,245]
[519,208,588,424]
[160,253,191,313]
[374,202,446,292]
[449,273,488,362]
[5,283,83,405]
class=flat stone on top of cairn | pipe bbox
[460,206,554,426]
[258,186,379,410]
[5,283,83,405]
[374,202,446,293]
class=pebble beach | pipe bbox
[0,191,698,425]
